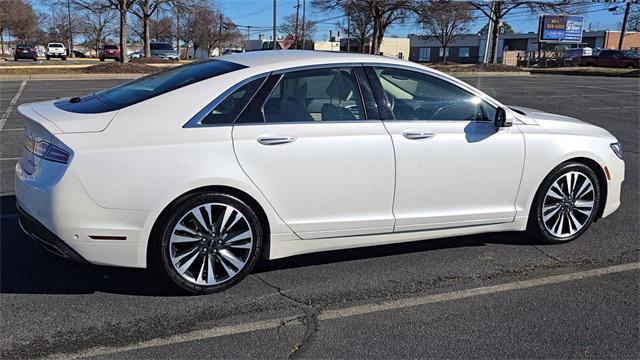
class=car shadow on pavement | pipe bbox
[1,195,538,296]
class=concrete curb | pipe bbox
[0,73,145,81]
[528,69,639,78]
[449,71,530,77]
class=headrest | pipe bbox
[282,77,307,101]
[326,71,353,101]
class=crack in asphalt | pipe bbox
[251,274,320,359]
[534,245,565,263]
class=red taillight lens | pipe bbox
[24,135,70,164]
[31,48,36,52]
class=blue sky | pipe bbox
[35,0,626,41]
[216,0,625,40]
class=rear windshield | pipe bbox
[104,45,118,49]
[151,43,173,51]
[17,45,33,48]
[54,60,247,113]
[49,43,63,48]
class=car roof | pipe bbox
[221,50,418,71]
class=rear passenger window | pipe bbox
[202,77,265,125]
[263,68,365,122]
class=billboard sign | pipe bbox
[539,15,584,43]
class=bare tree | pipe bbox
[417,0,472,62]
[184,4,238,57]
[279,13,316,48]
[313,0,412,55]
[76,0,136,62]
[132,0,170,57]
[77,2,115,55]
[1,0,40,51]
[469,1,571,64]
[336,0,373,53]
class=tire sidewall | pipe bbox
[155,192,263,294]
[532,162,601,243]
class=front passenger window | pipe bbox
[374,67,495,122]
[263,67,365,122]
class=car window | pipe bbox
[263,67,365,122]
[201,77,265,125]
[49,43,63,48]
[374,67,495,122]
[151,43,173,50]
[55,60,247,114]
[104,45,118,49]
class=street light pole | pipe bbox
[301,0,306,50]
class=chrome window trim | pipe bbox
[361,62,505,110]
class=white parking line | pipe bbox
[588,106,640,110]
[48,262,640,360]
[0,80,27,131]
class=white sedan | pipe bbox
[15,51,624,294]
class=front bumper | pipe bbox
[18,205,89,263]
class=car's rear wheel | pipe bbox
[154,192,263,294]
[528,162,601,244]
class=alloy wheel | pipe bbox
[542,171,595,239]
[169,203,254,286]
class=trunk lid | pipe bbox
[20,100,118,134]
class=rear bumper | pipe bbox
[17,205,89,264]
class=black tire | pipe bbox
[527,162,601,244]
[33,57,37,61]
[153,192,264,294]
[45,55,50,60]
[61,56,67,61]
[100,57,104,61]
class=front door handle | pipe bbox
[402,131,435,140]
[257,136,297,145]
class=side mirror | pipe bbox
[494,107,511,128]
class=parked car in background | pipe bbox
[46,42,67,60]
[72,50,86,58]
[580,49,639,68]
[99,44,120,61]
[128,51,141,60]
[14,44,38,61]
[15,51,624,294]
[142,42,179,60]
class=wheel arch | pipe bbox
[532,156,608,221]
[146,185,272,267]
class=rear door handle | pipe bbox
[402,131,435,140]
[257,136,297,145]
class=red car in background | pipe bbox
[99,44,121,61]
[580,49,640,68]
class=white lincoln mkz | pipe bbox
[16,51,624,293]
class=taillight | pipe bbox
[24,134,70,164]
[30,48,36,52]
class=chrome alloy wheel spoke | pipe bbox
[169,203,253,286]
[542,171,595,239]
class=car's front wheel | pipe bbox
[153,192,264,294]
[528,162,601,244]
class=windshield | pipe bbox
[17,45,33,49]
[104,45,118,50]
[49,44,63,48]
[151,43,173,51]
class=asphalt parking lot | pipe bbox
[0,75,638,359]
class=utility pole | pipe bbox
[301,0,306,50]
[619,0,631,50]
[294,0,300,49]
[246,26,251,50]
[273,0,277,49]
[176,7,180,59]
[67,0,73,57]
[483,17,493,64]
